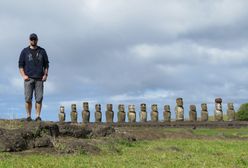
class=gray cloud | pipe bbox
[0,0,248,121]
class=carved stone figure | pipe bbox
[70,104,77,123]
[140,103,147,122]
[58,106,65,122]
[163,105,171,122]
[118,104,126,122]
[189,105,197,122]
[175,98,184,121]
[82,102,90,123]
[214,98,223,121]
[128,105,136,122]
[151,104,158,122]
[227,102,235,121]
[106,104,114,123]
[201,103,208,121]
[95,104,102,123]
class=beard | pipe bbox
[31,43,37,47]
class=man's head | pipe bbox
[29,33,38,47]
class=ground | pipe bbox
[0,120,248,167]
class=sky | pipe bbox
[0,0,248,122]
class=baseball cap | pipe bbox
[29,33,38,40]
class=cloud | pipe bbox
[0,0,248,120]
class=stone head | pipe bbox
[140,103,146,111]
[83,102,89,110]
[228,102,234,110]
[107,104,113,111]
[176,98,183,106]
[164,105,170,111]
[118,104,125,112]
[95,104,101,111]
[128,105,135,112]
[190,105,196,111]
[201,103,207,111]
[60,106,65,113]
[215,103,222,110]
[152,104,158,111]
[71,104,77,112]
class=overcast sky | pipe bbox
[0,0,247,121]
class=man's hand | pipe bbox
[42,74,47,81]
[23,75,29,81]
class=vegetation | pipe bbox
[1,128,248,168]
[237,103,248,121]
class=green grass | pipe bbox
[193,127,248,138]
[1,136,248,167]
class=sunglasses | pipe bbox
[30,38,37,41]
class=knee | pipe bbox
[35,97,43,104]
[25,97,32,103]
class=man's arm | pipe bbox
[19,49,29,81]
[42,49,49,81]
[19,68,29,81]
[42,68,48,81]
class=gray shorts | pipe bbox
[24,78,44,103]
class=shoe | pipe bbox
[35,117,42,121]
[26,117,32,122]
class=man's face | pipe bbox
[29,38,38,47]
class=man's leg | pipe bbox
[35,102,42,118]
[24,79,34,120]
[34,79,44,120]
[25,102,32,117]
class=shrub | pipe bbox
[237,103,248,121]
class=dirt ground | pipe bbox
[0,120,247,155]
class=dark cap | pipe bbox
[29,33,38,40]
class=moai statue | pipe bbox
[95,104,102,123]
[175,98,184,121]
[151,104,158,122]
[106,104,114,123]
[163,105,171,122]
[70,104,78,123]
[118,104,126,122]
[128,105,136,122]
[201,103,208,121]
[140,103,147,122]
[189,105,197,122]
[58,106,66,122]
[82,102,90,123]
[214,98,223,121]
[227,102,235,121]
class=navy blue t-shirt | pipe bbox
[18,46,49,79]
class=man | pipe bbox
[18,33,49,121]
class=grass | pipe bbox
[1,128,248,168]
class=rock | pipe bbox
[151,104,158,122]
[201,103,208,121]
[215,98,223,121]
[175,98,184,121]
[118,104,126,123]
[70,104,78,123]
[95,104,102,123]
[227,102,235,121]
[189,105,197,122]
[106,104,114,123]
[163,105,171,122]
[82,102,90,123]
[140,103,147,122]
[128,105,136,123]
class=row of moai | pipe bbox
[58,98,236,123]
